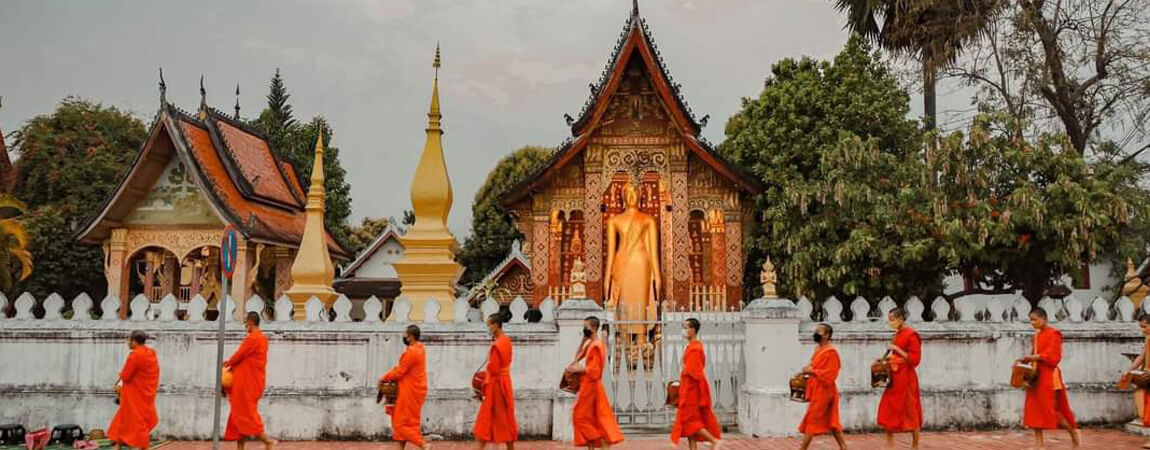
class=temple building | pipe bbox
[334,223,404,317]
[499,3,762,314]
[77,83,350,316]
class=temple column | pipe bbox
[725,213,743,308]
[531,211,551,304]
[160,254,178,299]
[107,228,130,318]
[548,211,562,302]
[670,165,689,309]
[582,151,603,303]
[190,262,203,298]
[230,238,252,320]
[274,247,293,300]
[710,210,727,310]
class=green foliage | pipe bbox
[720,36,926,302]
[249,72,353,249]
[10,97,145,298]
[457,146,552,287]
[20,205,103,299]
[923,116,1149,303]
[347,216,393,255]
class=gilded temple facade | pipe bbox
[500,5,761,312]
[77,88,350,316]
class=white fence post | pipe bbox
[738,295,803,436]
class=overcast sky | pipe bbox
[0,0,969,237]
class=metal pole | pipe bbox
[211,280,228,450]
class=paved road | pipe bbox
[160,428,1144,449]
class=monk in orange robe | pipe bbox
[475,312,517,449]
[567,316,624,449]
[799,323,847,450]
[109,330,159,450]
[1021,308,1080,449]
[224,312,275,450]
[1124,315,1150,449]
[382,324,428,449]
[877,307,922,449]
[671,318,721,450]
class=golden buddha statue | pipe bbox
[605,182,661,353]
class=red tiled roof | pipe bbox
[281,162,306,199]
[213,119,301,207]
[178,117,348,258]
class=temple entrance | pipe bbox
[127,246,180,303]
[603,307,744,431]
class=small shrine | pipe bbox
[77,81,350,316]
[499,3,762,314]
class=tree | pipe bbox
[0,196,33,293]
[346,216,393,255]
[833,0,1003,128]
[249,72,354,248]
[720,36,929,302]
[10,97,145,298]
[922,115,1147,305]
[457,146,552,287]
[946,0,1150,155]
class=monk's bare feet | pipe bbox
[1070,429,1081,448]
[264,439,276,450]
[1141,439,1150,449]
[711,439,722,450]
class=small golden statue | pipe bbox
[570,257,587,299]
[760,257,778,299]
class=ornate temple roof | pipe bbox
[77,93,350,259]
[500,1,762,206]
[460,239,530,304]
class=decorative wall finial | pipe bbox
[760,257,778,299]
[234,84,241,119]
[433,42,441,79]
[158,67,166,103]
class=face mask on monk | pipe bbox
[583,328,592,338]
[402,336,411,346]
[681,329,690,340]
[812,332,823,343]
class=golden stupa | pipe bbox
[284,131,337,319]
[393,44,464,322]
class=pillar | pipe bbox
[274,247,293,301]
[738,296,804,436]
[552,298,605,441]
[107,228,130,318]
[230,239,252,321]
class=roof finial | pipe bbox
[158,67,166,103]
[433,41,441,80]
[198,75,207,119]
[428,43,441,123]
[234,83,241,119]
[632,0,639,17]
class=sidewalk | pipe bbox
[159,428,1144,449]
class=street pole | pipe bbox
[211,281,228,450]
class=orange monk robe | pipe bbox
[224,329,268,441]
[382,342,428,448]
[799,345,842,435]
[475,335,518,443]
[877,327,923,432]
[1023,326,1077,430]
[108,345,160,449]
[671,340,720,445]
[572,339,624,447]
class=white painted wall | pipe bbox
[354,240,403,279]
[942,260,1117,304]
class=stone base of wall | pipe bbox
[0,389,556,440]
[1125,421,1150,436]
